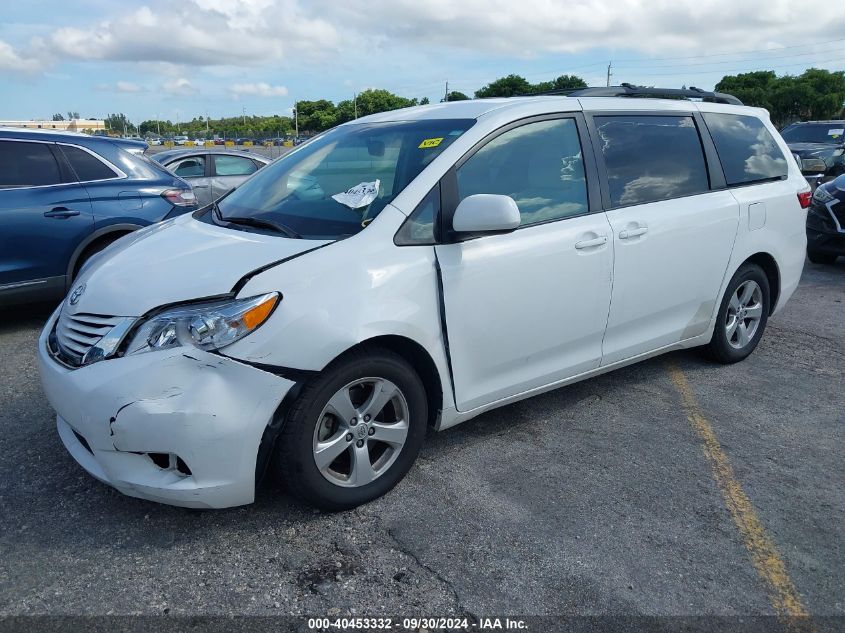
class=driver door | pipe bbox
[434,115,613,412]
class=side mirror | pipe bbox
[452,194,521,234]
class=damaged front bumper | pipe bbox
[37,310,294,509]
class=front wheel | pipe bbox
[704,263,770,364]
[274,347,427,510]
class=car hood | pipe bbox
[788,142,842,156]
[67,214,330,317]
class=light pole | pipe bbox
[294,101,298,137]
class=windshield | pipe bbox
[215,119,474,240]
[781,124,845,145]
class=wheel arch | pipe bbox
[329,335,444,431]
[66,223,143,284]
[742,252,781,315]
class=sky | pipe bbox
[1,0,844,125]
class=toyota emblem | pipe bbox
[68,283,86,306]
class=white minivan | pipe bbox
[38,87,809,510]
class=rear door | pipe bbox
[586,112,739,365]
[0,139,94,299]
[435,114,613,411]
[209,154,259,202]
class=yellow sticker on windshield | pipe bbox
[419,137,444,149]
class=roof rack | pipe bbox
[527,83,743,105]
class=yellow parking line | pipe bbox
[667,363,813,629]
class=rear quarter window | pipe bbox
[59,145,119,182]
[702,113,788,186]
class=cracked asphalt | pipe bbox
[0,259,842,623]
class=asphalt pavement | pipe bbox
[0,259,842,627]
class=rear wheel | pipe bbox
[274,348,427,510]
[704,263,770,364]
[807,249,837,265]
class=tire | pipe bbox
[807,249,837,265]
[704,263,770,364]
[274,347,427,511]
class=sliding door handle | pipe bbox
[618,226,648,239]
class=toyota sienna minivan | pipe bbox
[38,87,809,510]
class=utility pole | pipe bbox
[156,114,161,136]
[294,101,298,137]
[242,105,246,125]
[353,93,358,119]
[205,111,210,136]
[444,80,449,102]
[606,62,613,87]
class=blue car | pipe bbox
[0,129,197,306]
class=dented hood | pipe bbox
[68,214,329,317]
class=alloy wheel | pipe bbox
[312,377,409,487]
[725,280,763,349]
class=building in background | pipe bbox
[0,119,106,133]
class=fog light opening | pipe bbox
[146,452,192,476]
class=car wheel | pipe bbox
[807,249,837,265]
[704,263,770,364]
[274,347,427,511]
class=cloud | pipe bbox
[163,77,196,96]
[0,39,40,73]
[230,82,289,97]
[2,0,843,80]
[116,81,143,93]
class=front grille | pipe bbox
[828,200,845,231]
[54,312,123,366]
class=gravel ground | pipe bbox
[0,259,842,626]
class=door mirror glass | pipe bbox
[452,194,521,234]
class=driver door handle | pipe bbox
[575,235,608,249]
[44,207,80,219]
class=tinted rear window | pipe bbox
[594,115,710,207]
[0,140,63,188]
[60,145,118,181]
[703,113,788,186]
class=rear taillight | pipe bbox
[162,188,197,207]
[797,190,812,209]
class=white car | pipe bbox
[38,87,809,510]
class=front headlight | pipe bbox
[812,186,835,204]
[125,292,279,356]
[833,148,844,157]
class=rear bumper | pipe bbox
[37,310,294,508]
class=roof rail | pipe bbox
[527,83,743,105]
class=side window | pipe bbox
[0,141,63,188]
[595,115,710,207]
[395,184,440,245]
[60,145,118,181]
[214,155,258,176]
[456,118,588,226]
[702,113,788,186]
[170,156,205,178]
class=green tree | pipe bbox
[443,90,470,102]
[67,111,80,120]
[475,74,533,98]
[533,74,588,93]
[104,113,136,135]
[420,97,430,105]
[716,69,845,127]
[52,113,64,121]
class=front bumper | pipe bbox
[37,310,294,508]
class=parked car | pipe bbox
[172,135,189,146]
[37,89,808,511]
[0,128,197,306]
[781,121,845,185]
[150,149,268,207]
[806,173,845,264]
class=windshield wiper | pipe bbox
[213,203,301,239]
